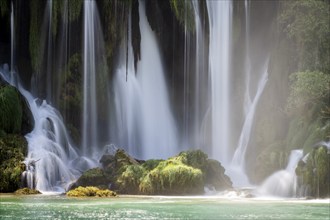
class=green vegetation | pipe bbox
[0,134,27,192]
[29,0,42,73]
[116,164,145,194]
[67,186,116,197]
[139,159,204,195]
[279,0,330,72]
[0,86,22,134]
[72,168,109,189]
[15,187,41,195]
[287,71,330,111]
[296,146,330,198]
[169,0,195,31]
[73,149,232,195]
[0,0,8,17]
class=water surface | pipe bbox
[0,194,329,219]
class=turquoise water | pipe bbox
[0,194,329,219]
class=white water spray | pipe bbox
[256,149,303,197]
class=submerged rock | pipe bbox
[66,186,117,197]
[14,187,41,195]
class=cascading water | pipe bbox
[112,0,178,159]
[206,0,232,165]
[229,60,269,187]
[82,0,106,156]
[256,149,303,197]
[191,0,208,148]
[243,0,251,115]
[0,65,97,193]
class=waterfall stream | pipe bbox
[112,0,178,159]
[256,150,303,197]
[0,66,98,193]
[206,0,233,166]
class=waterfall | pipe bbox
[243,0,251,115]
[191,0,207,148]
[206,0,233,165]
[256,150,303,197]
[82,0,106,156]
[112,0,178,159]
[0,66,97,193]
[229,60,269,187]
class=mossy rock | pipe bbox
[15,188,41,195]
[116,164,146,194]
[205,159,232,191]
[66,186,116,197]
[0,81,34,135]
[139,159,204,195]
[0,134,28,192]
[71,168,110,189]
[251,142,289,184]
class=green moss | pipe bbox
[0,86,23,134]
[139,159,203,195]
[67,186,116,197]
[296,146,330,198]
[169,0,195,32]
[0,134,28,192]
[142,159,163,171]
[74,168,109,188]
[0,0,9,17]
[29,0,42,73]
[116,164,145,194]
[15,188,41,195]
[68,0,83,22]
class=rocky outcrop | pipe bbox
[71,149,232,195]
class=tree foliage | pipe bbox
[287,71,330,111]
[279,0,330,72]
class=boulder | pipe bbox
[205,159,232,191]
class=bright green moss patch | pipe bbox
[15,187,41,195]
[66,186,117,197]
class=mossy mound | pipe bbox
[66,186,116,197]
[73,149,232,195]
[15,187,41,195]
[0,134,28,192]
[139,159,204,195]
